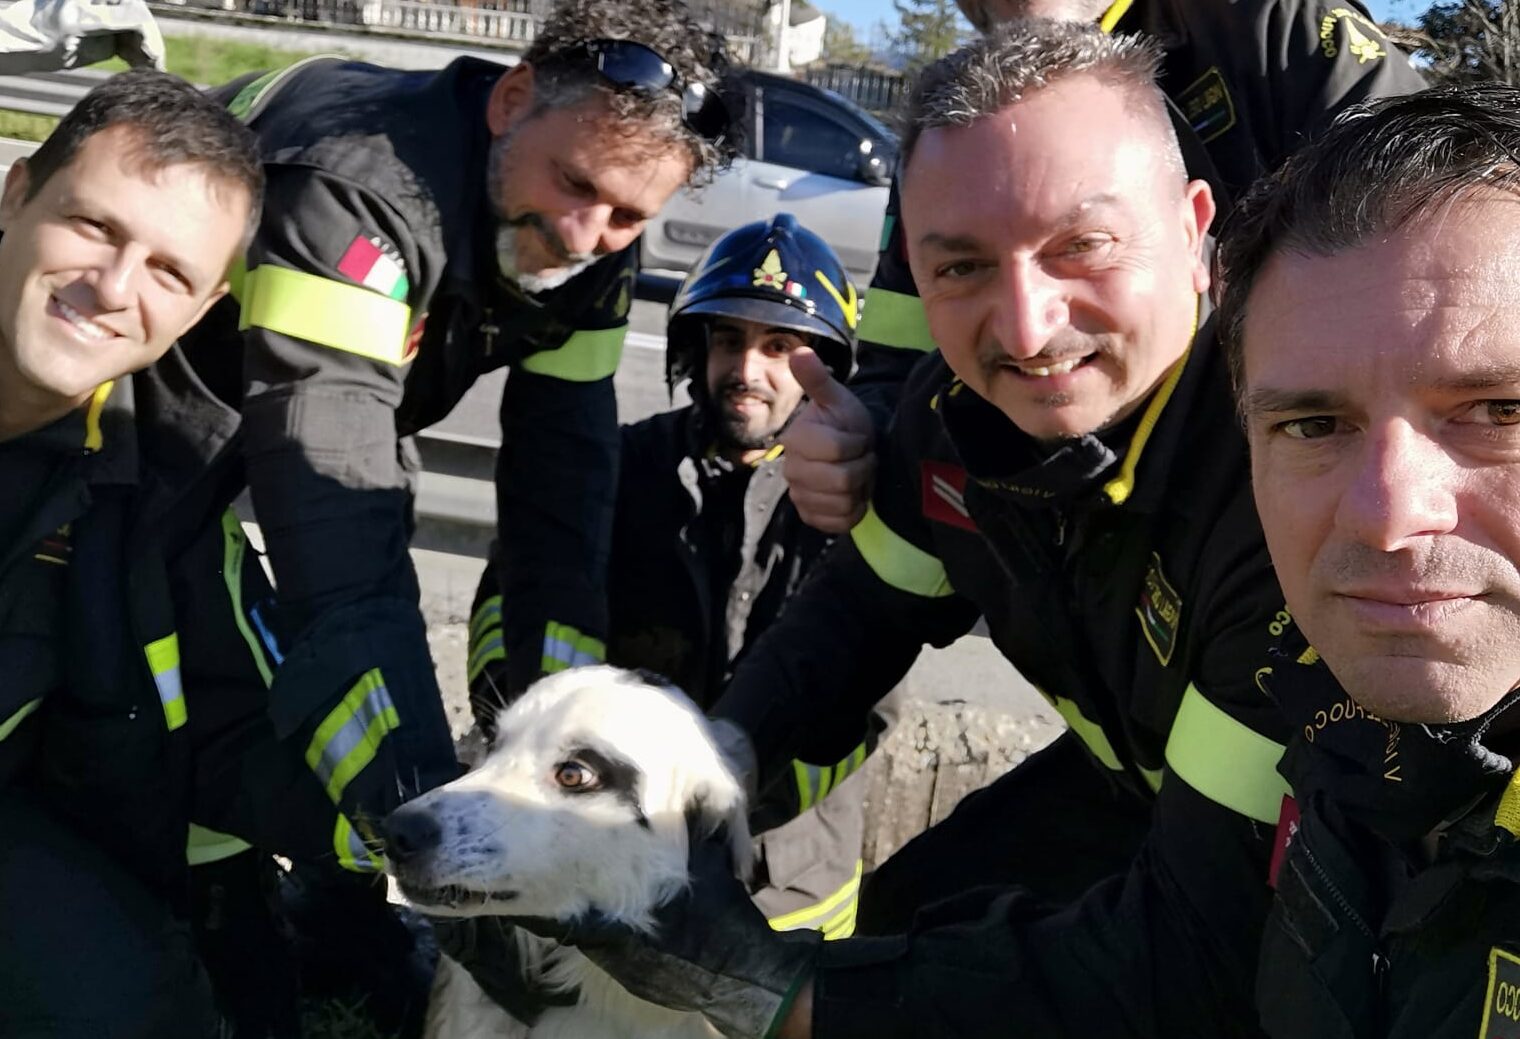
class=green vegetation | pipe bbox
[0,32,339,142]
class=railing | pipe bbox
[803,62,907,117]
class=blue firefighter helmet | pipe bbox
[666,213,859,391]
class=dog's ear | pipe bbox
[683,795,754,883]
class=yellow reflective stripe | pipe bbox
[239,264,412,365]
[851,504,954,598]
[83,380,114,452]
[1140,765,1164,793]
[186,823,252,866]
[541,622,606,674]
[793,760,816,812]
[305,669,401,804]
[1043,693,1123,772]
[821,899,858,940]
[469,594,503,644]
[1102,306,1196,505]
[0,698,42,743]
[519,326,626,382]
[856,288,936,353]
[468,635,505,684]
[1165,683,1290,824]
[334,814,385,872]
[144,633,187,731]
[1495,767,1520,837]
[768,860,863,934]
[1098,0,1135,31]
[221,511,274,688]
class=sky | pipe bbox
[819,0,1423,38]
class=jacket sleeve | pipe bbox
[848,176,937,433]
[493,249,633,695]
[712,373,979,781]
[237,164,458,823]
[809,496,1292,1039]
[1260,0,1426,164]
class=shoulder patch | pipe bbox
[1176,66,1236,144]
[1479,946,1520,1039]
[1319,7,1387,63]
[1136,552,1182,666]
[921,461,976,531]
[337,234,409,301]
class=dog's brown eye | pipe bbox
[554,761,599,791]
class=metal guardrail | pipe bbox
[0,67,108,116]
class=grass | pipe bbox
[0,33,333,141]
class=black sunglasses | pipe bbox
[561,38,730,145]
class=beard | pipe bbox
[487,133,597,294]
[706,376,793,452]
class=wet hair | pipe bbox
[523,0,739,185]
[1214,83,1520,395]
[25,68,262,247]
[900,18,1179,177]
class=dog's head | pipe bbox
[385,667,751,931]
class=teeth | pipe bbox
[1017,357,1083,378]
[56,298,108,341]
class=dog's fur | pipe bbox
[387,667,751,1039]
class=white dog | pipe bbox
[386,666,752,1039]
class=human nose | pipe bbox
[1335,419,1459,550]
[93,242,148,310]
[988,259,1068,360]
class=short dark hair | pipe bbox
[1214,83,1520,395]
[26,69,263,244]
[900,19,1177,176]
[522,0,738,184]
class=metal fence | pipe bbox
[802,62,907,117]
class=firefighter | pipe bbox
[1217,82,1520,1039]
[0,71,354,1038]
[495,23,1300,1038]
[785,0,1427,536]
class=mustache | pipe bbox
[1320,540,1503,591]
[977,333,1111,375]
[501,211,593,266]
[718,378,776,407]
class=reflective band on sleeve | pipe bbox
[144,633,187,731]
[1165,683,1290,824]
[793,743,868,813]
[541,622,606,674]
[1041,692,1124,772]
[768,860,862,939]
[519,326,626,382]
[1496,767,1520,837]
[305,669,401,805]
[468,634,505,684]
[334,814,385,872]
[186,823,252,866]
[0,698,42,743]
[856,288,936,353]
[851,504,954,598]
[469,595,503,645]
[221,510,274,688]
[239,264,413,366]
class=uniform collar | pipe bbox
[17,377,138,482]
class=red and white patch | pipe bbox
[921,461,976,531]
[1268,795,1300,889]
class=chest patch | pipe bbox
[920,461,976,532]
[1481,947,1520,1039]
[337,234,410,301]
[1175,66,1237,144]
[1136,552,1182,666]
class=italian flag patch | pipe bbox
[337,234,409,301]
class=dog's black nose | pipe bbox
[383,804,442,863]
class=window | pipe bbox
[760,94,863,181]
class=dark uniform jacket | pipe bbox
[0,349,357,917]
[602,405,873,934]
[1254,632,1520,1039]
[852,0,1425,422]
[715,315,1296,1036]
[183,57,637,825]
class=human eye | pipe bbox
[1454,400,1520,427]
[933,258,986,280]
[1276,416,1342,440]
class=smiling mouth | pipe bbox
[52,296,111,342]
[1003,355,1093,379]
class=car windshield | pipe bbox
[814,84,897,146]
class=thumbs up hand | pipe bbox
[780,348,877,533]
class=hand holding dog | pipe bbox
[508,820,819,1039]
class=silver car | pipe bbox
[640,70,897,283]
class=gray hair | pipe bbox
[900,18,1175,175]
[523,0,738,185]
[1213,83,1520,396]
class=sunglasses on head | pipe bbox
[560,38,730,145]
